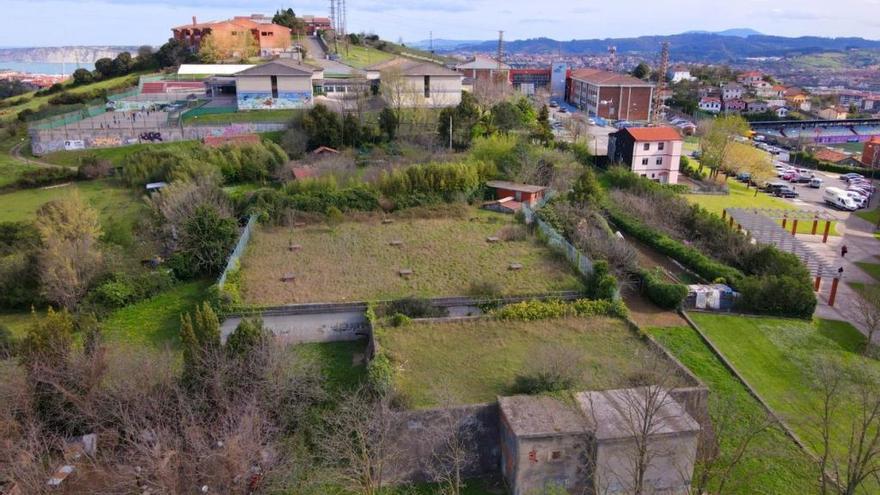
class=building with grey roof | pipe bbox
[234,59,323,110]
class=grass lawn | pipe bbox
[102,281,210,347]
[688,312,880,487]
[856,208,879,225]
[182,109,298,125]
[335,44,395,69]
[855,260,880,283]
[0,311,42,339]
[685,179,839,235]
[240,210,584,305]
[40,139,204,168]
[376,316,687,409]
[649,325,815,494]
[0,179,144,227]
[292,340,367,395]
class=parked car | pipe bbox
[736,172,751,182]
[549,101,559,108]
[841,173,863,182]
[557,107,567,113]
[775,186,799,198]
[790,174,813,184]
[764,182,787,193]
[809,178,824,188]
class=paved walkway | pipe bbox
[808,199,880,344]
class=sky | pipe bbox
[3,0,880,47]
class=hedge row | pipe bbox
[640,269,688,309]
[492,298,629,321]
[604,203,744,285]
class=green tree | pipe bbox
[272,8,305,34]
[19,308,74,369]
[342,113,362,147]
[156,38,194,68]
[71,68,93,85]
[94,57,114,78]
[198,33,222,63]
[632,62,652,80]
[378,107,399,141]
[302,104,343,149]
[530,104,553,145]
[111,52,133,76]
[516,96,537,125]
[180,204,237,277]
[180,302,222,388]
[226,317,266,359]
[571,168,603,206]
[698,115,750,179]
[438,91,481,150]
[491,100,523,133]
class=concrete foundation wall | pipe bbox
[220,310,368,344]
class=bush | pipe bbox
[587,260,618,300]
[493,298,628,321]
[84,270,176,311]
[735,274,817,318]
[367,353,394,394]
[512,345,581,394]
[468,280,502,300]
[640,269,688,309]
[6,168,79,190]
[389,313,411,327]
[383,297,446,319]
[376,159,495,208]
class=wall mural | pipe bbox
[237,91,312,110]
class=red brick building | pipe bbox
[301,15,332,35]
[484,181,547,213]
[566,69,654,122]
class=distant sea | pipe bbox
[0,61,94,75]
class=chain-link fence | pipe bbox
[522,201,594,278]
[218,214,258,289]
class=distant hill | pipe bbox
[442,32,880,63]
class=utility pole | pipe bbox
[341,0,347,37]
[429,30,434,54]
[329,0,336,33]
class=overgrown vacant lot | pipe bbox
[375,316,687,409]
[0,179,143,225]
[240,210,584,304]
[689,313,880,483]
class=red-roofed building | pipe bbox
[566,68,655,121]
[608,127,684,184]
[862,137,880,168]
[172,15,292,57]
[301,15,332,35]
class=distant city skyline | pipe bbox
[2,0,880,47]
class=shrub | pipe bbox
[587,260,618,300]
[494,298,627,321]
[383,297,446,319]
[367,353,394,394]
[512,345,581,394]
[468,280,502,300]
[389,313,411,327]
[735,275,816,318]
[640,269,688,309]
[6,167,79,190]
[497,225,527,242]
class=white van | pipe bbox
[824,187,858,211]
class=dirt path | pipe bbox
[9,141,73,170]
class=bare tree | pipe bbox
[854,285,880,357]
[425,385,483,495]
[318,387,399,495]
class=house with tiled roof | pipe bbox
[172,15,292,58]
[699,97,722,113]
[723,98,747,113]
[608,126,683,184]
[737,70,764,86]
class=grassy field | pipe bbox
[0,179,144,227]
[855,260,880,283]
[0,132,36,187]
[0,73,144,123]
[688,312,880,481]
[101,281,210,346]
[649,325,816,494]
[40,139,203,167]
[240,210,584,305]
[182,109,298,125]
[335,44,395,69]
[0,311,40,339]
[292,340,367,394]
[685,179,839,235]
[376,316,687,408]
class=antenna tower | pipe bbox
[329,0,336,32]
[608,45,617,71]
[652,41,670,124]
[340,0,347,36]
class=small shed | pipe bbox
[499,395,592,495]
[486,180,547,206]
[482,196,524,214]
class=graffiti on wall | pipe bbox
[209,124,250,137]
[236,91,312,110]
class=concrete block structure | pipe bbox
[566,69,654,122]
[500,388,701,495]
[608,126,684,184]
[233,60,322,110]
